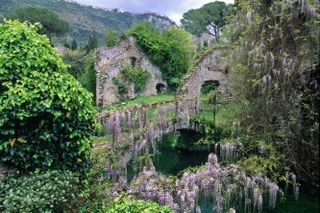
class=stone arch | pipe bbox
[179,47,229,97]
[156,83,166,94]
[200,80,220,95]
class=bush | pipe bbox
[0,20,96,173]
[0,171,80,212]
[104,28,120,47]
[120,65,151,93]
[105,195,174,213]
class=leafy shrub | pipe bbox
[112,77,128,100]
[104,28,121,47]
[0,170,80,212]
[77,150,111,212]
[120,65,151,92]
[0,20,96,173]
[104,195,174,213]
[129,23,194,89]
[201,80,220,95]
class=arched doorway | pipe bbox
[200,80,220,95]
[156,83,166,94]
[130,57,137,67]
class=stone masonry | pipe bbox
[96,37,167,106]
[179,47,229,97]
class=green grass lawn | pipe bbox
[100,93,175,111]
[194,102,242,127]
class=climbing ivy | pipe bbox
[120,65,151,93]
[0,20,96,173]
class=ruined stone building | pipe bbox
[96,37,167,106]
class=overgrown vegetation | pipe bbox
[228,0,319,188]
[62,50,96,99]
[104,28,121,47]
[129,23,195,89]
[7,6,69,38]
[0,20,96,173]
[0,0,319,212]
[105,195,174,213]
[0,171,80,212]
[120,65,151,93]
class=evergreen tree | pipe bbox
[86,30,98,52]
[181,1,232,41]
[71,38,78,50]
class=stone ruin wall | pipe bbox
[179,47,230,97]
[96,37,167,106]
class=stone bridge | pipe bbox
[98,99,201,153]
[179,47,230,97]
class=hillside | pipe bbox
[0,0,176,46]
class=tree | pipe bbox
[86,30,98,52]
[129,23,195,89]
[104,28,120,47]
[229,0,319,187]
[0,20,96,173]
[71,38,78,50]
[181,1,232,41]
[8,6,69,37]
[62,49,86,78]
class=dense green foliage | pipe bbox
[0,20,96,172]
[0,171,80,212]
[86,30,98,52]
[62,50,96,98]
[62,49,87,79]
[79,51,97,98]
[129,23,194,89]
[200,80,220,95]
[181,1,232,40]
[8,6,69,37]
[120,65,151,93]
[112,77,129,99]
[105,195,174,213]
[229,0,319,187]
[0,0,175,45]
[104,28,121,47]
[77,150,111,212]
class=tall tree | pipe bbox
[8,6,69,37]
[71,38,78,50]
[86,30,98,52]
[181,1,232,41]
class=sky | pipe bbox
[73,0,234,24]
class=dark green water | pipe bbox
[152,149,209,176]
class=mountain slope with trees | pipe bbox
[0,0,176,45]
